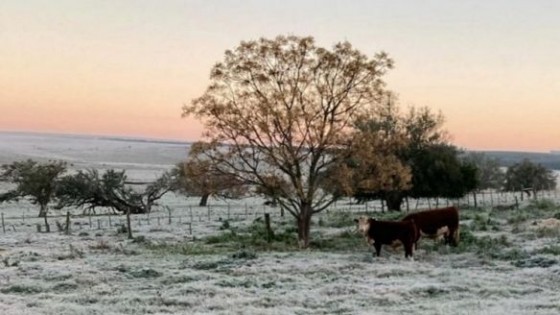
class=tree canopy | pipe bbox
[504,159,556,196]
[172,142,248,206]
[182,35,394,247]
[0,159,67,232]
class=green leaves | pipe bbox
[0,159,67,214]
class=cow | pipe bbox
[401,206,460,247]
[354,216,418,258]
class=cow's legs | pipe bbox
[373,243,382,257]
[404,242,413,258]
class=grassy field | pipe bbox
[1,133,560,314]
[2,197,560,315]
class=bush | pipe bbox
[452,225,520,260]
[529,198,557,210]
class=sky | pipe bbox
[1,0,559,152]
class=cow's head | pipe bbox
[354,216,371,235]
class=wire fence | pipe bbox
[1,190,559,236]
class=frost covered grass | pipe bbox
[2,133,560,314]
[2,202,560,314]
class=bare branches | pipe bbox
[182,35,393,247]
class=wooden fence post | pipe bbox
[264,213,273,243]
[65,211,70,235]
[167,206,172,225]
[189,206,193,223]
[126,210,133,239]
[1,213,5,234]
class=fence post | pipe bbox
[65,211,70,235]
[97,219,101,230]
[265,213,273,243]
[126,210,133,239]
[108,212,112,227]
[88,215,92,229]
[207,206,211,221]
[189,206,193,223]
[167,206,172,225]
[1,213,5,234]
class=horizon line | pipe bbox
[1,129,558,154]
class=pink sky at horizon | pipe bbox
[2,1,559,153]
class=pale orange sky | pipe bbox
[1,1,559,152]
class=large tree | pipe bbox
[56,169,141,214]
[0,159,67,232]
[347,99,477,211]
[182,35,393,247]
[173,142,248,206]
[462,152,504,191]
[504,159,556,197]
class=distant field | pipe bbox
[1,132,560,315]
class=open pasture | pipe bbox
[1,133,560,314]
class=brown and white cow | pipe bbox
[401,206,460,247]
[354,216,418,258]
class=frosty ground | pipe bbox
[1,132,560,315]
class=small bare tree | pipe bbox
[183,35,394,247]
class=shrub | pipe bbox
[529,199,557,210]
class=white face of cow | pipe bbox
[355,216,371,236]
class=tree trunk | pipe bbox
[199,193,210,207]
[40,205,50,232]
[385,192,403,211]
[38,206,47,217]
[296,204,312,248]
